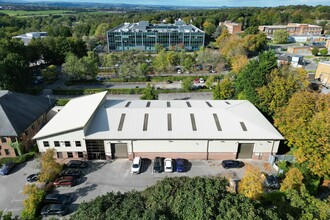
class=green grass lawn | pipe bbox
[0,10,75,16]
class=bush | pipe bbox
[57,99,70,106]
[0,152,35,165]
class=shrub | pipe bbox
[0,152,35,165]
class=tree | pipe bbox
[212,77,234,100]
[39,148,63,182]
[312,47,319,56]
[257,66,309,115]
[42,65,58,82]
[182,55,194,71]
[231,54,249,74]
[10,141,24,156]
[274,91,330,177]
[320,48,328,56]
[272,30,289,44]
[140,83,158,100]
[152,49,169,73]
[205,75,215,89]
[181,78,193,91]
[22,184,45,219]
[238,165,265,199]
[280,167,304,193]
[203,21,217,36]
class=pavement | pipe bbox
[1,158,275,219]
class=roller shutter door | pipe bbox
[237,143,254,159]
[112,143,128,158]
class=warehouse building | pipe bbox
[34,92,284,161]
[106,20,205,52]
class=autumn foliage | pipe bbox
[238,165,265,199]
[39,148,63,182]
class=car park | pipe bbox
[41,204,68,217]
[53,176,75,187]
[153,157,164,173]
[0,162,15,175]
[26,173,39,182]
[221,160,244,169]
[131,157,142,174]
[44,193,72,205]
[175,158,185,172]
[67,160,88,169]
[60,168,82,178]
[164,158,173,173]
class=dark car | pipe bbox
[67,160,88,169]
[41,204,68,217]
[166,80,173,84]
[263,173,280,189]
[53,176,75,187]
[221,160,244,169]
[175,158,185,172]
[60,168,82,178]
[0,162,15,175]
[44,193,72,204]
[153,157,164,173]
[26,173,40,182]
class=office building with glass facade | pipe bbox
[107,21,205,52]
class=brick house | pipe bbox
[0,90,56,157]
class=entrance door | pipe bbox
[237,143,254,159]
[86,140,106,160]
[111,143,128,158]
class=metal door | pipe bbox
[237,143,254,159]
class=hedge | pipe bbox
[0,151,35,165]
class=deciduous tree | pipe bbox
[212,77,234,100]
[280,167,304,193]
[238,165,265,199]
[140,83,158,100]
[22,184,45,219]
[273,30,289,44]
[39,148,63,182]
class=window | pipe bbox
[67,152,73,158]
[213,114,222,131]
[167,114,172,131]
[190,114,197,131]
[43,141,50,147]
[54,141,60,147]
[10,137,16,143]
[240,122,248,131]
[125,101,131,107]
[143,114,149,131]
[24,130,29,136]
[146,102,151,107]
[186,102,191,107]
[65,141,71,147]
[206,102,213,107]
[167,102,171,108]
[75,141,81,147]
[5,149,10,155]
[78,152,84,158]
[1,137,6,143]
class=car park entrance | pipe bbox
[236,143,254,159]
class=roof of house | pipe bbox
[34,92,283,141]
[0,90,56,136]
[33,91,107,139]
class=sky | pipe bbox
[25,0,330,7]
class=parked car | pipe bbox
[53,176,75,187]
[67,160,88,169]
[41,204,68,217]
[175,158,185,172]
[153,157,164,173]
[0,162,15,175]
[60,168,82,178]
[166,80,173,84]
[263,173,280,189]
[221,160,244,169]
[199,78,205,83]
[164,158,173,173]
[26,173,40,182]
[131,157,142,174]
[44,193,72,204]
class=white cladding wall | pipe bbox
[37,129,86,152]
[133,140,208,153]
[208,141,238,152]
[208,140,279,153]
[103,140,132,155]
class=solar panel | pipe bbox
[213,114,222,131]
[206,102,213,107]
[190,114,197,131]
[117,114,126,131]
[143,114,149,131]
[167,114,172,131]
[240,122,247,131]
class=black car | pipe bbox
[0,162,15,175]
[67,160,88,169]
[26,173,40,182]
[44,193,72,204]
[60,168,82,178]
[263,173,280,189]
[41,204,68,217]
[153,157,164,173]
[221,160,244,169]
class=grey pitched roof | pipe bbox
[0,90,56,136]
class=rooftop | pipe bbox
[109,21,204,33]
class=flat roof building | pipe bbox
[107,21,205,52]
[219,21,242,34]
[12,32,48,45]
[259,23,322,37]
[34,92,284,161]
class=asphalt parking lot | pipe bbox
[1,159,275,218]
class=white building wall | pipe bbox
[37,129,86,153]
[208,141,238,152]
[208,140,279,153]
[133,140,207,152]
